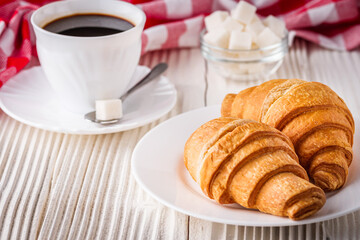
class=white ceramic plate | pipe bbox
[0,66,177,134]
[131,105,360,226]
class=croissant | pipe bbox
[184,117,326,220]
[221,79,355,191]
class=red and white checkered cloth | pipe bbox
[0,0,359,88]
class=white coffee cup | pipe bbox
[31,0,146,113]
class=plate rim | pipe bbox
[0,65,177,135]
[131,105,360,226]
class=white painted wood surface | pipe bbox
[0,40,359,239]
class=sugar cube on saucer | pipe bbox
[96,99,123,120]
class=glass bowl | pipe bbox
[200,29,288,81]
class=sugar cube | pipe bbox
[232,1,257,25]
[205,11,229,32]
[238,50,262,61]
[255,27,281,48]
[220,51,239,59]
[216,63,247,78]
[229,30,252,50]
[238,64,251,74]
[251,14,262,24]
[95,99,123,121]
[251,42,259,49]
[263,15,286,38]
[222,16,244,31]
[245,19,265,38]
[229,63,248,74]
[230,9,236,18]
[203,29,230,48]
[246,63,265,74]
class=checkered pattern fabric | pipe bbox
[0,0,359,87]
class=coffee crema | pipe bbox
[43,13,134,37]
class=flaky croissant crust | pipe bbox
[221,79,355,191]
[184,117,325,220]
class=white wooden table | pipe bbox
[0,39,359,239]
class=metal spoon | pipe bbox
[84,62,168,124]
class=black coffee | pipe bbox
[43,14,134,37]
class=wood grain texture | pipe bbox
[0,40,359,239]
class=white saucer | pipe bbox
[0,66,177,134]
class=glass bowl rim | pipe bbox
[200,28,289,53]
